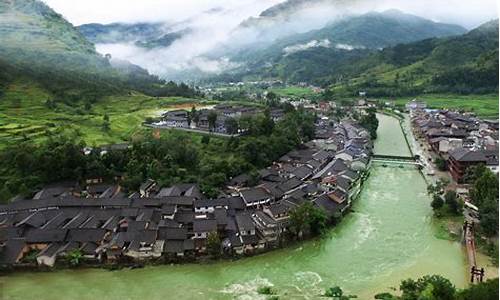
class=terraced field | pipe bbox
[0,80,207,148]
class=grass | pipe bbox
[431,211,464,242]
[270,86,316,98]
[389,94,499,118]
[0,79,213,148]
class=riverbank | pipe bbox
[401,110,499,275]
[1,114,469,300]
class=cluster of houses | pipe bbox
[0,116,372,268]
[150,104,285,135]
[410,104,498,183]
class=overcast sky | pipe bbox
[42,0,283,25]
[43,0,497,28]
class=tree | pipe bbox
[224,117,239,134]
[260,108,275,135]
[456,278,498,300]
[102,114,110,131]
[431,194,444,211]
[206,231,221,257]
[374,275,498,300]
[289,202,328,238]
[207,111,218,131]
[359,111,379,139]
[324,286,356,299]
[190,106,199,126]
[399,275,456,300]
[444,191,462,215]
[201,135,210,145]
[470,169,498,207]
[434,157,447,171]
[468,168,499,236]
[427,178,449,196]
[84,101,92,111]
[265,91,279,107]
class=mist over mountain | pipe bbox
[213,18,497,96]
[227,10,466,65]
[5,0,498,85]
[77,22,167,44]
[0,0,197,101]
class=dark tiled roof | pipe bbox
[67,229,106,242]
[194,198,229,208]
[449,148,497,163]
[235,213,255,232]
[0,238,26,265]
[193,219,218,233]
[240,188,271,204]
[277,177,303,193]
[158,228,187,240]
[227,196,246,210]
[25,229,67,243]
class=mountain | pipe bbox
[210,19,497,96]
[278,10,466,50]
[229,0,353,52]
[135,28,192,49]
[77,22,166,44]
[213,10,467,82]
[0,0,194,101]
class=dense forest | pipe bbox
[0,107,315,202]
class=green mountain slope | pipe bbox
[0,0,195,102]
[215,18,497,97]
[277,9,466,50]
[218,10,467,82]
[332,19,499,96]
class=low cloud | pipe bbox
[43,0,497,80]
[334,43,365,51]
[283,39,332,55]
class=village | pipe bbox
[1,94,498,275]
[408,99,498,192]
[0,103,373,268]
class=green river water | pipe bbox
[0,114,468,300]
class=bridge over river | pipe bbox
[0,114,469,300]
[371,154,423,166]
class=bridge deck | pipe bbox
[372,154,416,160]
[372,159,421,165]
[465,224,477,268]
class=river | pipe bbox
[1,114,467,300]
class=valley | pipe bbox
[0,0,498,299]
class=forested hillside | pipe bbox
[0,0,197,103]
[214,18,497,97]
[332,19,499,96]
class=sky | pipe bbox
[42,0,283,25]
[43,0,498,28]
